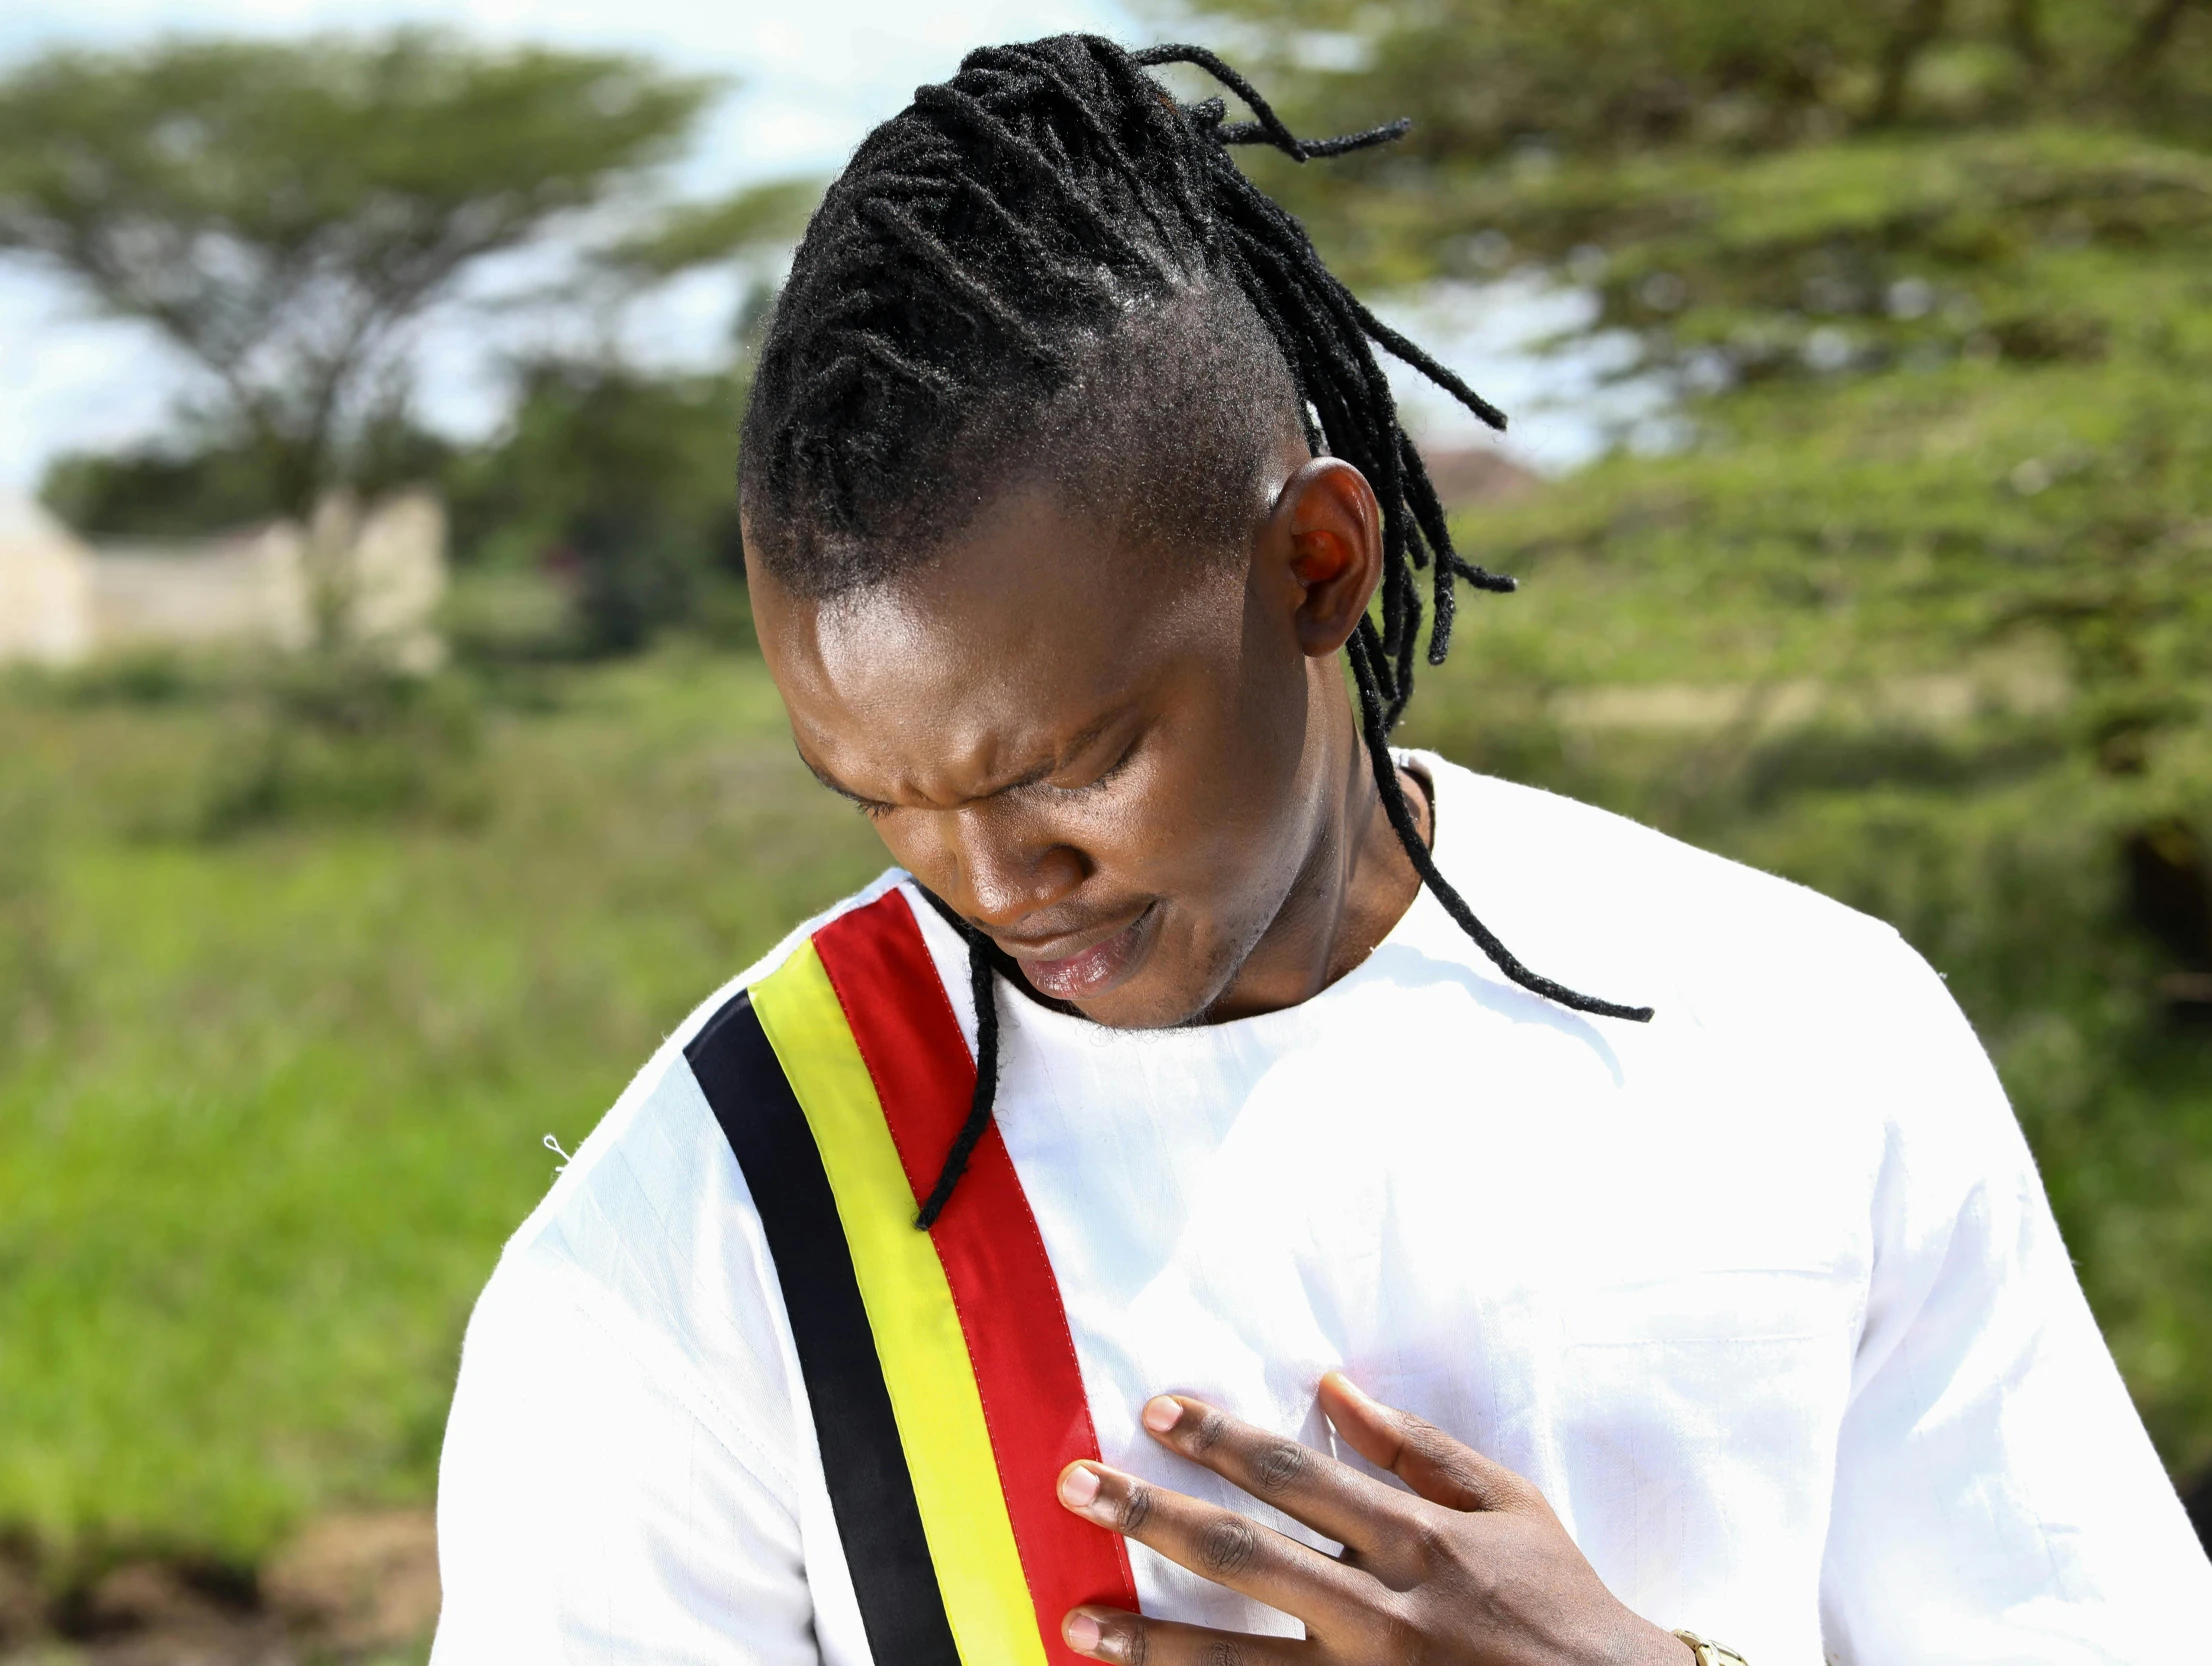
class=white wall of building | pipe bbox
[0,496,95,665]
[0,490,446,668]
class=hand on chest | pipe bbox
[1005,1002,1873,1623]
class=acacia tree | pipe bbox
[0,31,715,521]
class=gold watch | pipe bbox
[1674,1631,1750,1666]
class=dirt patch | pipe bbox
[0,1510,436,1666]
[262,1513,439,1656]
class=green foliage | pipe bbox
[196,660,488,838]
[444,358,752,655]
[0,789,69,1059]
[40,414,459,541]
[604,177,823,278]
[39,443,287,541]
[1195,0,2212,168]
[0,31,715,518]
[7,28,796,655]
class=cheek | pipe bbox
[1201,617,1322,853]
[1106,672,1315,900]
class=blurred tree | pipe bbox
[1190,0,2211,170]
[40,437,292,539]
[41,412,458,539]
[434,180,813,655]
[602,177,820,280]
[0,31,715,524]
[1176,0,2212,1471]
[444,358,748,656]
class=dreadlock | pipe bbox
[740,35,1653,1230]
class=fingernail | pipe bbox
[1065,1612,1103,1653]
[1142,1395,1183,1433]
[1325,1370,1376,1407]
[1059,1464,1101,1508]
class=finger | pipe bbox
[1138,1393,1415,1556]
[1063,1605,1314,1666]
[1058,1461,1369,1623]
[1317,1372,1540,1515]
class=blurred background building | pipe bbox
[0,492,447,670]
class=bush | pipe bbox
[197,661,486,838]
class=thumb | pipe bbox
[1319,1371,1543,1516]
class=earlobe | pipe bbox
[1278,458,1384,659]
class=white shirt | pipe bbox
[431,755,2211,1664]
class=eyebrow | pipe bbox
[800,706,1133,811]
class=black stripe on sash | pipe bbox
[686,990,961,1666]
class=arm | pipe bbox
[1819,950,2212,1662]
[430,1244,821,1665]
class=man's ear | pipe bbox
[1264,457,1384,659]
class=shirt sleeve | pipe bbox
[1818,946,2212,1663]
[429,1223,820,1665]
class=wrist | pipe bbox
[1609,1614,1697,1666]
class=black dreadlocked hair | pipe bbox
[739,35,1654,1230]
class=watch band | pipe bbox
[1674,1631,1751,1666]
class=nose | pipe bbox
[935,805,1088,929]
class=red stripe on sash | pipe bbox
[814,889,1140,1662]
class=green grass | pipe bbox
[0,649,886,1568]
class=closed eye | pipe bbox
[1045,729,1141,798]
[811,713,1140,818]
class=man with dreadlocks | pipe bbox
[430,35,2209,1666]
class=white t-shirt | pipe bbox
[430,754,2211,1664]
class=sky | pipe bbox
[0,0,1651,495]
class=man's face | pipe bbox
[747,476,1344,1029]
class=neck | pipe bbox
[1204,717,1429,1023]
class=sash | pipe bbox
[685,887,1139,1666]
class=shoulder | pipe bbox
[451,868,920,1494]
[1416,755,1910,1004]
[1410,756,2003,1140]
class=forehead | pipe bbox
[751,486,1242,796]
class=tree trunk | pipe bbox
[1872,0,1953,125]
[2119,0,2201,76]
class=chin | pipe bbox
[1064,930,1248,1031]
[1067,981,1213,1031]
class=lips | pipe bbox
[1003,904,1156,1002]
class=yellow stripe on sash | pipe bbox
[751,940,1047,1666]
